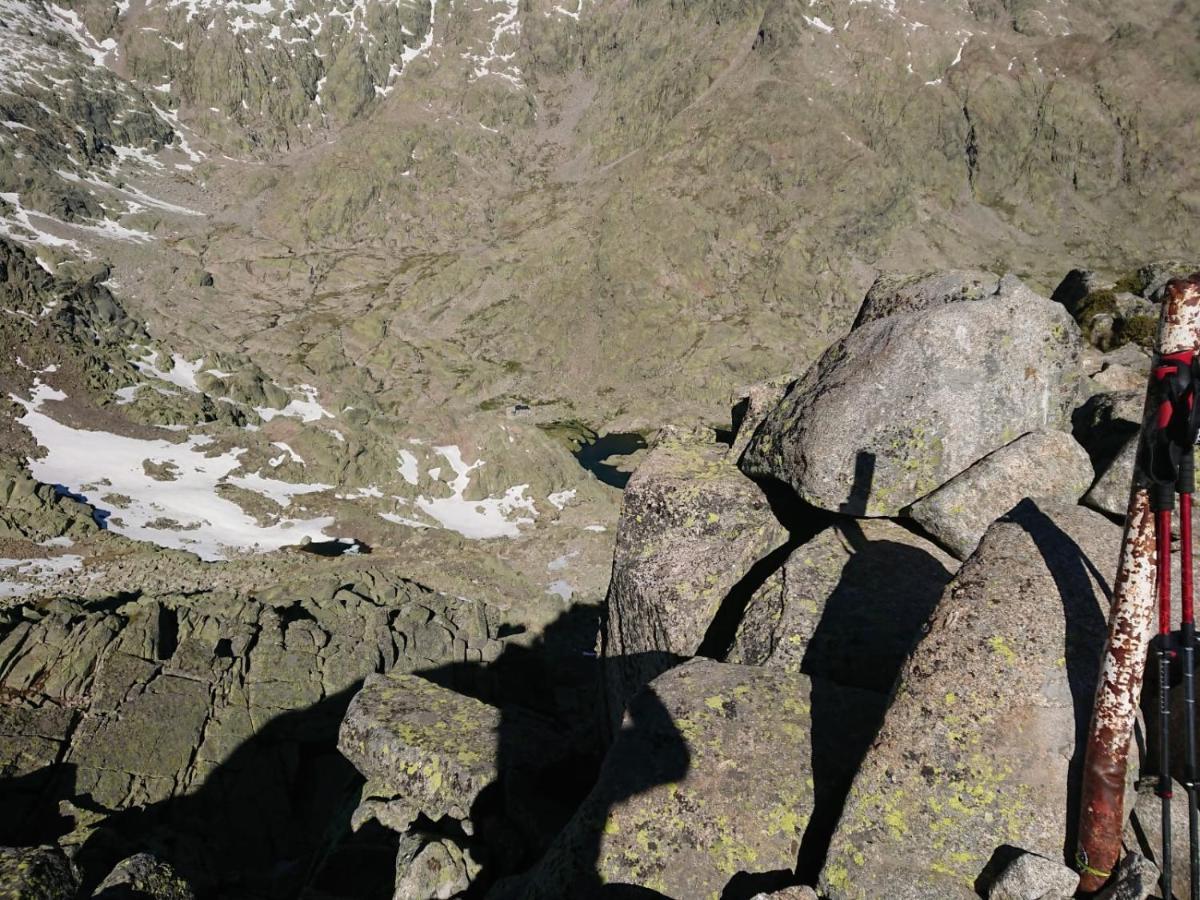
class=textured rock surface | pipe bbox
[602,429,790,724]
[1124,779,1190,900]
[1094,853,1160,900]
[728,519,956,693]
[819,501,1119,899]
[908,430,1094,559]
[0,846,78,899]
[853,269,1001,328]
[93,853,195,900]
[0,570,503,896]
[515,658,886,899]
[1084,434,1138,518]
[742,278,1082,516]
[338,672,505,829]
[988,850,1079,900]
[730,376,796,459]
[392,835,480,900]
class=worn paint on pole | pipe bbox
[1078,274,1200,891]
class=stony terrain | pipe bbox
[2,0,1200,897]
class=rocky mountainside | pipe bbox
[1,0,1200,896]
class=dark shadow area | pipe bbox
[299,538,371,557]
[973,844,1027,896]
[53,483,112,527]
[0,605,688,900]
[1008,499,1109,870]
[573,433,648,490]
[1,686,388,900]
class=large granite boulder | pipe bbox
[908,430,1094,559]
[742,277,1082,516]
[819,501,1120,899]
[853,269,1001,329]
[727,519,956,693]
[602,429,790,727]
[513,658,886,899]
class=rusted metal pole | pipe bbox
[1077,274,1200,892]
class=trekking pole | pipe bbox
[1077,274,1200,894]
[1180,449,1200,900]
[1155,492,1174,900]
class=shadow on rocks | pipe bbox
[1007,499,1109,871]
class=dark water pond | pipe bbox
[573,432,648,489]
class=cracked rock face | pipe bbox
[0,569,503,896]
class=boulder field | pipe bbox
[3,267,1196,899]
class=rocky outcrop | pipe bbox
[742,277,1082,516]
[819,501,1118,899]
[0,570,504,896]
[727,519,956,693]
[602,428,791,725]
[512,658,885,899]
[908,430,1094,559]
[1084,436,1138,518]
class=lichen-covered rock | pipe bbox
[987,850,1079,900]
[908,430,1094,559]
[819,500,1119,899]
[515,659,885,899]
[93,853,195,899]
[853,269,1001,328]
[742,278,1082,516]
[0,845,78,899]
[730,376,795,458]
[337,672,504,830]
[602,429,789,726]
[393,835,481,900]
[0,571,503,896]
[751,888,818,900]
[728,519,956,693]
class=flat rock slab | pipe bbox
[603,429,789,724]
[820,501,1119,899]
[742,277,1081,516]
[729,519,956,693]
[909,429,1094,559]
[338,671,502,825]
[516,658,886,899]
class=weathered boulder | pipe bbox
[602,429,790,726]
[819,501,1119,899]
[987,850,1079,900]
[393,834,481,900]
[1095,852,1160,900]
[853,269,1001,328]
[515,659,886,899]
[337,672,505,831]
[742,277,1082,516]
[908,430,1094,559]
[728,519,956,693]
[751,888,819,900]
[92,853,195,899]
[0,845,78,899]
[1084,435,1137,518]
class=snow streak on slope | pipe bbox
[13,381,336,560]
